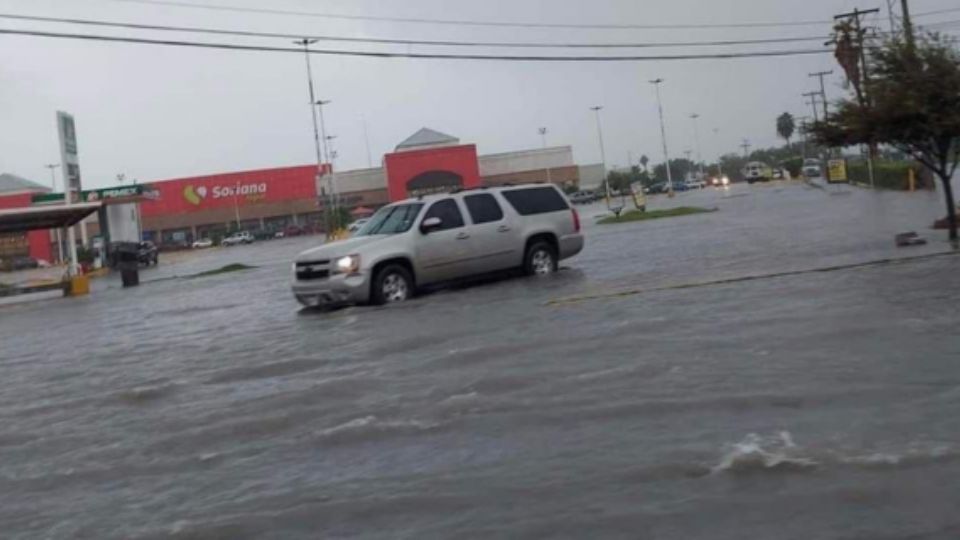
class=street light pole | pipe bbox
[538,127,553,185]
[650,78,674,195]
[293,39,323,171]
[590,106,612,206]
[690,113,705,181]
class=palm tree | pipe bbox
[776,112,795,147]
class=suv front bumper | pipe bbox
[291,272,371,307]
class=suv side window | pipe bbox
[501,187,569,216]
[423,198,464,231]
[464,193,504,224]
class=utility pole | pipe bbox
[740,139,751,157]
[690,113,705,181]
[808,71,833,117]
[650,78,674,195]
[802,91,821,122]
[901,0,915,51]
[834,7,880,188]
[797,115,811,160]
[294,38,337,232]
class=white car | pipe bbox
[221,231,254,246]
[684,180,706,189]
[192,238,214,249]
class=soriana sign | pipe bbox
[140,165,322,217]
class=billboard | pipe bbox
[56,111,82,201]
[138,165,322,217]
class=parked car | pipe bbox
[137,241,159,266]
[743,161,773,184]
[569,191,596,205]
[291,183,585,308]
[284,224,304,237]
[684,179,706,189]
[192,238,214,249]
[221,231,254,246]
[6,256,39,271]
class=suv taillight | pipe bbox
[571,208,581,233]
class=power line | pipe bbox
[914,7,960,18]
[0,27,831,61]
[0,13,835,49]
[102,0,837,30]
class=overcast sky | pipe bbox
[1,0,957,189]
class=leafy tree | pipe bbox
[639,154,650,172]
[777,112,795,146]
[810,34,960,240]
[652,158,696,184]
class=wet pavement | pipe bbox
[2,181,959,539]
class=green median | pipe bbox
[597,206,716,225]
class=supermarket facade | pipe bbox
[0,128,600,260]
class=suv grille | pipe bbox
[296,260,330,281]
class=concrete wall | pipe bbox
[578,163,606,191]
[478,146,574,177]
[329,167,386,194]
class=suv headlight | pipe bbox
[334,254,361,274]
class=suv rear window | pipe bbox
[501,187,569,216]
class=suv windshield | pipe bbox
[356,203,423,236]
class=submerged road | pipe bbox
[1,181,959,539]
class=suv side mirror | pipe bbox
[420,217,442,233]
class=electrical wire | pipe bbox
[0,13,834,49]
[0,27,831,61]
[101,0,838,30]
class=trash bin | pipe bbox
[114,242,140,288]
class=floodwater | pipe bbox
[2,182,959,539]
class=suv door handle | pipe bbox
[497,225,511,232]
[456,232,470,240]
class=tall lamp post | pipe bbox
[650,79,674,196]
[315,99,342,233]
[590,106,612,206]
[538,127,553,185]
[712,128,724,180]
[690,113,705,181]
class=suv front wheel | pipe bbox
[524,241,557,276]
[371,264,414,305]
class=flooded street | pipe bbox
[2,182,959,539]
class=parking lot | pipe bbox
[2,180,960,539]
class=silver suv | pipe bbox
[291,184,584,307]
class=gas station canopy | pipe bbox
[0,202,101,234]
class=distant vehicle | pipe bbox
[685,179,706,189]
[569,191,596,205]
[802,158,822,178]
[192,238,214,249]
[9,256,39,271]
[711,175,731,187]
[292,183,584,308]
[137,241,159,266]
[221,231,254,246]
[284,224,303,237]
[671,182,690,192]
[348,218,370,234]
[743,161,773,184]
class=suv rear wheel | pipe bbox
[524,241,557,276]
[372,264,414,305]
